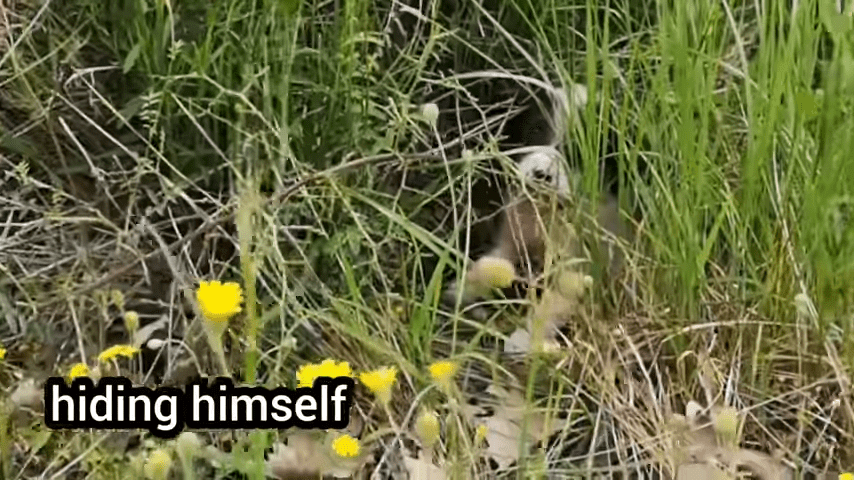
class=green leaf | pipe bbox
[0,134,38,158]
[820,1,853,39]
[123,43,142,74]
[118,96,146,122]
[22,422,52,455]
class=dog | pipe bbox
[444,82,631,312]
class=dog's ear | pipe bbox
[500,84,567,150]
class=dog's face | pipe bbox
[516,147,572,198]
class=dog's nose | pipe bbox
[532,170,553,183]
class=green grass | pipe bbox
[2,0,854,477]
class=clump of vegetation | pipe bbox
[2,0,854,477]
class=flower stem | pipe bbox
[382,402,400,434]
[237,189,260,384]
[179,457,194,480]
[205,329,230,377]
[242,259,259,384]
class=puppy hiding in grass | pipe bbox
[444,82,632,334]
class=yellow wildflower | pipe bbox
[429,360,459,392]
[98,344,140,363]
[475,424,489,445]
[196,280,243,323]
[840,474,854,480]
[358,366,398,405]
[296,359,352,388]
[143,448,172,480]
[331,434,360,458]
[0,346,6,360]
[68,363,90,380]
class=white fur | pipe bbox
[517,147,571,197]
[513,84,586,199]
[548,85,587,146]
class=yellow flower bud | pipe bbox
[124,310,140,333]
[144,448,172,480]
[111,289,125,310]
[713,406,739,447]
[420,103,439,127]
[469,256,516,290]
[415,410,440,448]
[176,431,202,462]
